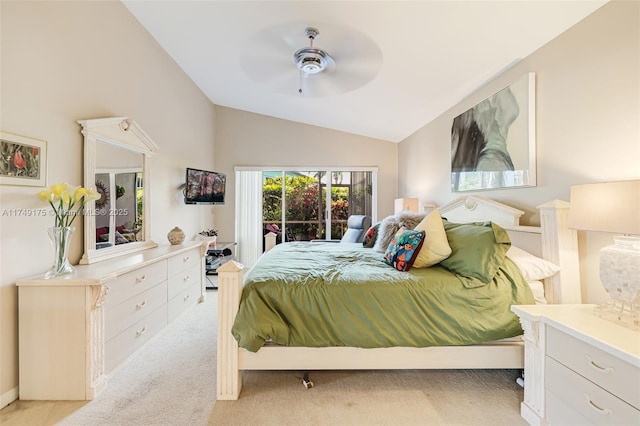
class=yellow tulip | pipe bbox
[74,187,89,200]
[85,187,101,201]
[50,183,68,197]
[38,190,52,203]
[39,182,97,227]
[61,191,71,206]
[90,190,101,201]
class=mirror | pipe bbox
[94,142,143,249]
[78,117,158,264]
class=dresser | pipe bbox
[512,304,640,426]
[17,241,206,400]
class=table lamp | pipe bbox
[568,180,640,329]
[394,198,419,214]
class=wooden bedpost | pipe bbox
[216,260,244,400]
[264,231,276,253]
[537,200,581,304]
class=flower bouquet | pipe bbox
[38,183,100,278]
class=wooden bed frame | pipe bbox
[216,196,581,400]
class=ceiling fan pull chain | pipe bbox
[299,69,303,94]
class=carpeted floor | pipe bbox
[1,277,527,426]
[211,368,526,426]
[58,289,218,426]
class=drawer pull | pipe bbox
[136,325,148,337]
[585,355,614,374]
[183,275,190,282]
[184,294,191,302]
[183,256,190,263]
[584,394,612,416]
[135,299,148,310]
[135,274,147,284]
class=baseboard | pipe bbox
[1,386,18,409]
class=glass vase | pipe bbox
[45,226,76,279]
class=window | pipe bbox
[263,170,375,242]
[235,167,377,266]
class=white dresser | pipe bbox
[512,304,640,426]
[17,241,206,400]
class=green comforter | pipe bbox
[232,242,534,352]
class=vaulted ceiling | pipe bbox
[122,1,607,142]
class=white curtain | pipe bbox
[235,170,263,268]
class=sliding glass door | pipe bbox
[262,170,374,242]
[284,171,323,241]
[235,167,377,265]
[327,171,373,239]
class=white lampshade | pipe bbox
[568,180,640,235]
[394,198,419,214]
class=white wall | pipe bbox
[397,1,639,304]
[213,106,398,244]
[0,1,216,405]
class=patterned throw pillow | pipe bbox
[383,228,426,271]
[362,223,381,248]
[373,212,426,252]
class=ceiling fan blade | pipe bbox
[297,51,381,97]
[239,51,291,84]
[295,70,377,98]
[335,50,382,74]
[239,22,383,97]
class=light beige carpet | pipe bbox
[210,368,526,426]
[1,276,526,426]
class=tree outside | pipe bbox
[263,173,350,241]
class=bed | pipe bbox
[216,195,581,400]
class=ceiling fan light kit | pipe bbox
[294,27,335,94]
[294,27,334,74]
[294,48,333,74]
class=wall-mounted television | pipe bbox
[184,167,226,205]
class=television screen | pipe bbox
[184,168,226,205]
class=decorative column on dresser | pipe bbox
[18,241,207,400]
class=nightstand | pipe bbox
[511,304,640,426]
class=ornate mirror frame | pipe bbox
[78,117,158,264]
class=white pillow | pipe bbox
[527,280,547,304]
[507,245,561,281]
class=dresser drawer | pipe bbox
[546,389,592,426]
[168,248,201,276]
[105,304,168,373]
[167,264,201,300]
[107,261,168,307]
[168,282,200,323]
[547,326,640,409]
[105,281,167,341]
[546,356,640,425]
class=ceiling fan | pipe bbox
[240,23,383,97]
[293,27,334,94]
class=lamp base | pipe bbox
[594,299,640,330]
[596,236,640,330]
